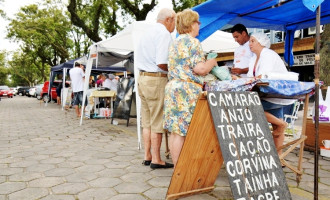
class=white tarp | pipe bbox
[201,30,238,53]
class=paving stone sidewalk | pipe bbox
[0,97,329,200]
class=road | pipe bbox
[0,96,329,200]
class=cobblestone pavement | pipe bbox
[0,96,329,200]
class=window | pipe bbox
[274,31,284,43]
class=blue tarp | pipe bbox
[258,79,315,98]
[49,56,128,97]
[192,0,330,65]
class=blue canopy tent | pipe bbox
[193,0,330,65]
[192,0,329,197]
[47,58,83,105]
[47,54,131,107]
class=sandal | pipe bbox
[142,160,151,166]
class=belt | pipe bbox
[139,71,167,77]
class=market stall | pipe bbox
[166,0,330,199]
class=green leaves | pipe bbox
[7,50,45,86]
[8,3,72,65]
[0,51,8,85]
[172,0,207,12]
[3,0,207,86]
[320,25,330,86]
[5,1,74,85]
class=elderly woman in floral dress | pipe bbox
[163,9,217,167]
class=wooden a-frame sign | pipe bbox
[166,93,223,200]
[166,91,291,200]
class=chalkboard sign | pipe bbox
[112,77,136,126]
[207,91,292,200]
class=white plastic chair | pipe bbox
[284,100,302,133]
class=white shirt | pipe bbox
[234,41,253,77]
[135,23,172,72]
[247,48,295,105]
[103,79,111,88]
[247,48,288,77]
[69,67,85,93]
[110,79,118,93]
[103,78,118,92]
[103,79,118,92]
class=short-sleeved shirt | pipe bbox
[69,67,85,93]
[163,34,205,136]
[234,41,253,77]
[135,23,172,72]
[103,79,117,92]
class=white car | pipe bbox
[10,87,18,96]
[28,87,36,97]
[35,84,44,100]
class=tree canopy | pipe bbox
[67,0,207,42]
[0,0,5,18]
[3,0,206,86]
[320,24,330,86]
[6,1,76,84]
[2,0,326,87]
[7,50,44,86]
[0,51,8,85]
[7,3,73,66]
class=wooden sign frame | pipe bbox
[166,94,223,200]
[166,92,309,199]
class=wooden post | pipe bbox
[166,95,223,200]
[297,93,309,183]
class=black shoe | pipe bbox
[142,160,151,166]
[150,162,174,169]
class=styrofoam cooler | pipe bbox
[99,108,111,117]
[320,146,330,158]
[104,108,111,117]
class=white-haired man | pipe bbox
[136,8,176,169]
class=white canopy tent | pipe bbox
[201,30,238,53]
[79,20,238,149]
[80,21,154,150]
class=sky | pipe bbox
[0,0,41,52]
[0,0,173,53]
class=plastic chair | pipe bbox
[284,100,302,133]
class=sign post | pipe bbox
[207,91,291,200]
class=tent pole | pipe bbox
[62,68,66,110]
[314,5,321,200]
[288,30,291,69]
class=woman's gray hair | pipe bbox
[157,8,175,22]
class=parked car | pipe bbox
[40,81,70,103]
[17,87,31,96]
[10,87,18,96]
[28,87,36,97]
[35,84,44,100]
[0,85,14,98]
